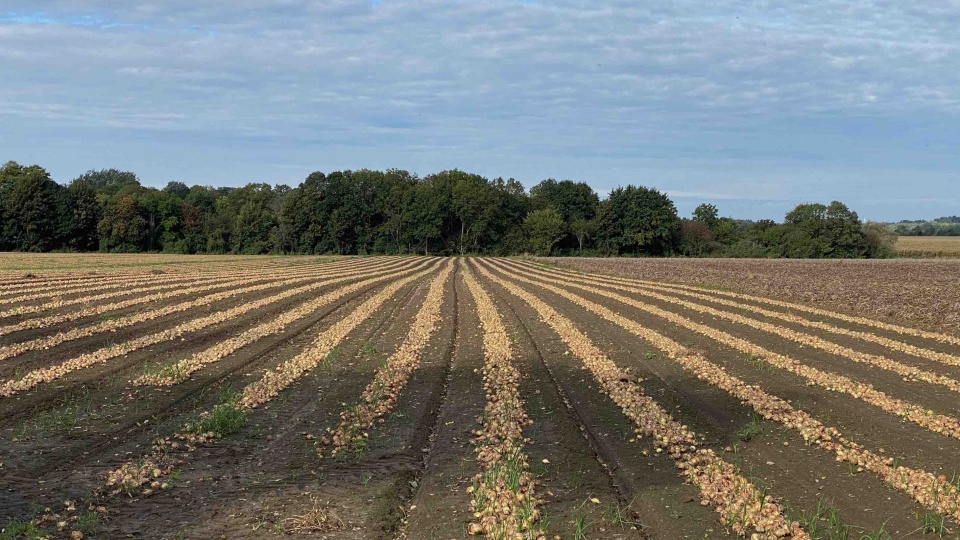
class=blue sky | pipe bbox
[1,1,958,221]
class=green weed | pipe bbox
[917,512,948,536]
[735,414,762,442]
[75,512,99,534]
[191,391,247,437]
[0,519,49,540]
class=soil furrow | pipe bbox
[477,259,807,538]
[487,259,959,531]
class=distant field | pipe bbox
[896,236,960,258]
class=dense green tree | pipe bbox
[404,181,443,255]
[98,194,147,252]
[596,185,680,255]
[317,172,363,254]
[163,181,190,200]
[530,179,599,222]
[822,201,870,257]
[215,183,278,254]
[371,169,418,253]
[68,181,101,251]
[713,217,740,245]
[777,201,869,258]
[180,203,206,254]
[73,169,140,196]
[140,189,184,252]
[279,172,326,253]
[692,203,720,230]
[415,170,478,254]
[204,212,231,253]
[524,207,565,256]
[184,185,219,214]
[0,164,11,250]
[0,162,71,251]
[486,177,531,254]
[451,171,493,254]
[530,179,599,251]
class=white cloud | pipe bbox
[0,1,958,220]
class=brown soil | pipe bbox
[537,256,960,335]
[3,255,960,539]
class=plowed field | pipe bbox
[2,255,959,539]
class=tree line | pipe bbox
[0,160,896,258]
[891,217,960,237]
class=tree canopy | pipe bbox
[596,186,681,256]
[0,160,896,259]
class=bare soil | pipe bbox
[3,254,959,539]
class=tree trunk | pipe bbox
[149,212,156,251]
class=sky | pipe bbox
[1,1,958,221]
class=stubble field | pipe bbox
[2,254,960,539]
[896,237,960,259]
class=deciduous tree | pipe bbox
[596,185,680,255]
[524,207,565,256]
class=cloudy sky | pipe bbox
[1,1,958,221]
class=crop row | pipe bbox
[102,261,441,500]
[0,259,371,338]
[0,264,269,308]
[489,259,960,522]
[0,258,361,317]
[238,262,440,409]
[0,268,189,293]
[0,259,389,363]
[0,252,304,269]
[592,268,960,347]
[134,258,436,387]
[0,263,382,342]
[460,263,544,539]
[629,281,960,367]
[473,260,805,538]
[609,280,960,394]
[505,259,960,443]
[319,260,454,459]
[0,273,141,292]
[0,272,189,306]
[0,258,423,397]
[0,257,301,295]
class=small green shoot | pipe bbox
[736,414,762,442]
[917,512,948,536]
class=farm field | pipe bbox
[2,255,960,539]
[896,236,960,259]
[540,256,960,335]
[0,253,345,273]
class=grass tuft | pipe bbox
[75,511,100,534]
[191,391,247,437]
[735,414,762,442]
[0,519,49,540]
